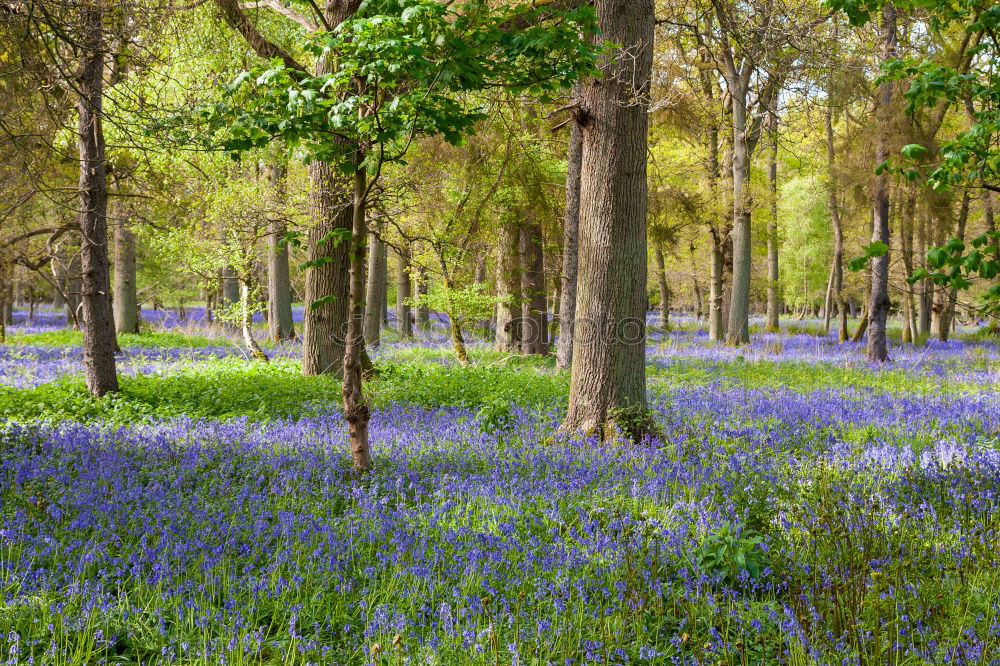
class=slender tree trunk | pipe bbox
[917,212,931,335]
[766,112,781,332]
[851,306,869,343]
[867,3,897,363]
[520,219,547,354]
[66,250,82,330]
[822,258,835,335]
[415,264,429,329]
[709,239,724,340]
[112,200,139,335]
[343,168,373,471]
[495,220,521,351]
[0,254,7,343]
[363,232,386,348]
[241,282,269,362]
[395,244,412,337]
[563,0,653,439]
[655,244,670,329]
[690,246,704,320]
[267,163,295,342]
[936,192,970,342]
[900,190,918,344]
[726,86,753,345]
[557,103,583,369]
[76,1,118,396]
[303,161,351,376]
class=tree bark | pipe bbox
[765,111,781,332]
[936,192,969,341]
[563,0,653,439]
[520,219,547,354]
[241,282,269,362]
[302,161,351,376]
[556,104,583,369]
[826,99,849,342]
[916,212,931,335]
[655,244,670,329]
[495,219,522,351]
[266,163,295,342]
[415,263,429,329]
[709,237,724,340]
[395,244,412,337]
[76,0,119,396]
[343,167,372,471]
[899,190,918,344]
[867,3,897,363]
[363,232,386,348]
[112,200,139,335]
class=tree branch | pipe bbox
[239,0,319,31]
[213,0,308,72]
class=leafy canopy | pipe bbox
[201,0,599,171]
[826,0,998,192]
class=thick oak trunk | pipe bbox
[563,0,653,439]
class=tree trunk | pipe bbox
[415,264,429,329]
[363,232,386,348]
[899,190,919,344]
[563,0,653,439]
[495,220,521,351]
[556,103,583,369]
[112,201,139,335]
[867,3,897,363]
[241,282,269,362]
[765,112,781,332]
[0,254,7,343]
[76,1,119,396]
[726,86,752,345]
[709,239,724,340]
[916,212,931,335]
[343,168,373,471]
[266,164,295,342]
[655,244,670,329]
[520,219,547,354]
[302,161,351,376]
[851,306,869,343]
[936,192,970,342]
[395,244,412,337]
[66,250,82,330]
[690,246,704,320]
[826,114,849,342]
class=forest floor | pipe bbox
[1,308,999,664]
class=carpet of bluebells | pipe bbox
[2,308,1000,664]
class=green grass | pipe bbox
[648,357,994,394]
[7,330,227,349]
[0,358,569,425]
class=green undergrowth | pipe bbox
[7,330,226,349]
[648,358,994,395]
[0,358,568,425]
